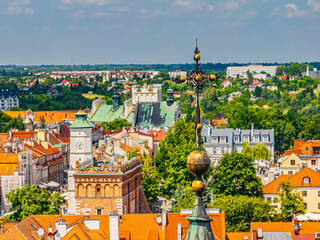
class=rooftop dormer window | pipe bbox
[303,177,310,184]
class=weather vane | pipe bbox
[175,40,218,150]
[175,41,218,240]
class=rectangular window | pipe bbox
[318,203,320,209]
[244,136,249,142]
[221,148,225,154]
[263,136,268,142]
[302,191,307,197]
[312,160,316,165]
[254,136,259,142]
[318,191,320,197]
[212,137,218,143]
[234,136,239,142]
[220,137,225,143]
[213,148,216,154]
[288,171,293,174]
[291,160,295,165]
[306,147,309,151]
[96,209,102,215]
[266,197,272,202]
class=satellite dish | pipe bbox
[37,228,44,236]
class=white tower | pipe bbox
[67,110,93,215]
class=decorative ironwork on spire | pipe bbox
[175,41,219,240]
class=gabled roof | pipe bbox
[263,168,320,194]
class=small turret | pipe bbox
[166,88,174,106]
[112,83,121,110]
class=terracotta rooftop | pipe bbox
[263,168,320,194]
[0,153,20,176]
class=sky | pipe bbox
[0,0,320,65]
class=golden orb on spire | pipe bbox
[209,75,216,81]
[187,150,210,177]
[192,180,206,194]
[195,75,201,82]
[194,54,200,61]
[180,76,186,82]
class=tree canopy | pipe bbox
[209,153,262,197]
[209,195,275,232]
[278,180,306,219]
[100,119,131,131]
[6,185,63,221]
[154,117,196,198]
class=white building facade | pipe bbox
[227,65,278,78]
[132,84,162,105]
[67,111,93,215]
[0,89,19,111]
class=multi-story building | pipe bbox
[0,89,19,111]
[168,70,187,80]
[131,84,162,105]
[226,65,278,78]
[263,167,320,213]
[278,140,320,174]
[202,124,274,165]
[67,110,150,215]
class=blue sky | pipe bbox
[0,0,320,65]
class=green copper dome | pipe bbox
[69,110,93,129]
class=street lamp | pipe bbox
[175,42,218,240]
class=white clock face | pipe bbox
[76,142,84,149]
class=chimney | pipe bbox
[56,217,67,239]
[267,171,274,183]
[48,222,53,233]
[162,210,167,230]
[307,65,310,76]
[177,223,182,240]
[109,210,119,240]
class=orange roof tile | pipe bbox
[0,153,20,176]
[149,130,166,141]
[263,168,320,194]
[227,232,252,240]
[0,133,8,147]
[262,174,292,194]
[212,119,227,126]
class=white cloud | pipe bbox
[2,0,32,15]
[61,0,111,6]
[307,0,320,12]
[285,3,305,17]
[218,1,239,10]
[173,0,205,10]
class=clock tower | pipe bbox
[67,110,93,214]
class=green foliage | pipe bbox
[242,142,271,161]
[141,152,161,204]
[6,185,63,221]
[209,153,262,197]
[100,119,131,131]
[154,117,196,198]
[201,87,219,113]
[209,195,275,232]
[0,111,25,132]
[170,186,195,213]
[126,150,138,160]
[278,180,306,219]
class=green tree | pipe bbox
[141,152,161,204]
[278,180,306,219]
[6,185,63,221]
[209,153,262,197]
[170,186,195,213]
[154,117,196,197]
[100,119,131,131]
[209,195,275,232]
[200,87,218,113]
[242,142,271,161]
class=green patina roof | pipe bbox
[54,143,69,148]
[89,105,125,123]
[69,111,93,128]
[135,101,180,128]
[138,139,148,143]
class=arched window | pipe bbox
[86,184,92,197]
[96,184,101,197]
[105,184,111,197]
[77,184,84,197]
[114,184,119,196]
[303,177,310,184]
